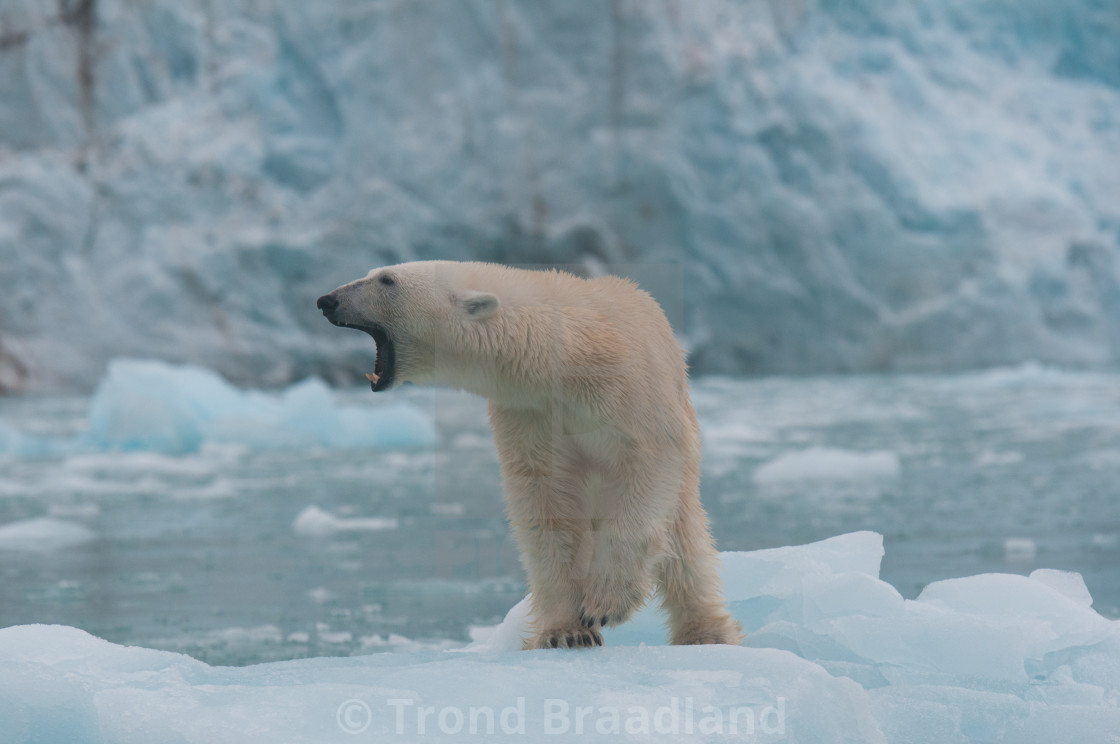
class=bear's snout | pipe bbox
[316,293,341,318]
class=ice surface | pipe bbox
[753,447,901,484]
[1030,569,1095,608]
[1,1,1119,391]
[0,359,437,455]
[3,532,1119,743]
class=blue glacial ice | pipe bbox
[0,358,437,455]
[1,1,1119,391]
[2,532,1119,743]
[85,358,437,453]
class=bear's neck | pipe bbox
[433,306,569,409]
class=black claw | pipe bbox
[601,615,609,626]
[594,634,603,646]
[549,637,558,648]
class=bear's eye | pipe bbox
[379,275,395,287]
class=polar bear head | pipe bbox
[316,261,500,391]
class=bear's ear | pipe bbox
[458,290,500,320]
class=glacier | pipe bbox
[1,0,1119,391]
[2,532,1119,743]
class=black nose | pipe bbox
[316,293,340,315]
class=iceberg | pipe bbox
[292,505,399,536]
[85,358,438,453]
[0,359,437,455]
[0,422,65,458]
[2,532,1118,743]
[752,447,901,484]
[1,1,1119,391]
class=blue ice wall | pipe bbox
[0,0,1118,390]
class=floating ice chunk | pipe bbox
[429,502,466,517]
[0,422,69,457]
[359,633,461,652]
[968,363,1052,387]
[917,573,1104,631]
[84,359,437,454]
[1003,537,1038,562]
[719,530,885,601]
[143,625,287,662]
[1091,533,1119,548]
[1030,569,1094,608]
[68,443,248,472]
[974,449,1024,467]
[85,360,241,453]
[753,447,901,484]
[470,532,890,651]
[451,432,491,449]
[169,478,239,500]
[0,517,95,552]
[292,505,399,536]
[307,587,334,604]
[315,623,352,644]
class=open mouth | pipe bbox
[334,322,395,392]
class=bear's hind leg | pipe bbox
[657,485,742,646]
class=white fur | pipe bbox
[325,261,742,649]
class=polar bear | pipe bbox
[317,261,741,649]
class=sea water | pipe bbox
[0,362,1117,666]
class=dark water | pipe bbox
[1,366,1118,665]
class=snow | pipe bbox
[753,447,901,484]
[0,359,437,455]
[2,532,1118,743]
[1,1,1119,391]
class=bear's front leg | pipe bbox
[577,524,659,631]
[516,517,604,650]
[502,467,603,649]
